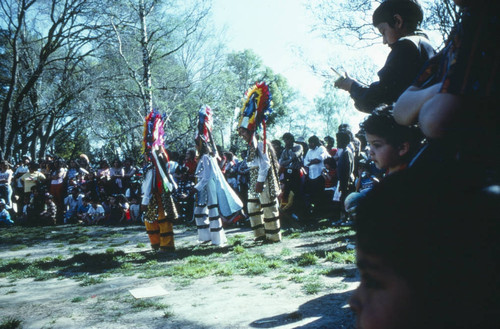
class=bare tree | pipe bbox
[0,0,108,159]
[307,0,459,48]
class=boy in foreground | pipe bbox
[349,167,499,329]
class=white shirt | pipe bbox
[304,145,329,179]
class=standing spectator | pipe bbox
[167,151,180,182]
[123,158,137,191]
[49,159,67,224]
[0,160,14,209]
[110,159,125,194]
[336,128,355,219]
[20,163,46,195]
[304,135,330,216]
[324,136,338,157]
[13,156,30,211]
[271,139,284,159]
[183,149,197,182]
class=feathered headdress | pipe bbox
[142,109,166,156]
[197,105,213,143]
[238,82,272,151]
[142,109,175,193]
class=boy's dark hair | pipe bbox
[361,106,422,160]
[324,157,337,169]
[308,135,321,148]
[355,167,499,328]
[372,0,423,34]
[282,132,294,142]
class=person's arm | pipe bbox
[393,83,442,126]
[339,40,423,113]
[255,142,271,193]
[418,92,461,139]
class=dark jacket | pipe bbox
[350,35,435,113]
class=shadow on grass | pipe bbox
[249,290,356,328]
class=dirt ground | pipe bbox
[0,223,358,329]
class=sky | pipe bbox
[210,0,389,134]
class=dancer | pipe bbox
[141,109,178,252]
[192,106,243,246]
[237,82,281,243]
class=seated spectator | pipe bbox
[40,193,57,226]
[63,188,83,224]
[129,196,141,224]
[361,106,422,176]
[115,194,130,224]
[85,198,106,225]
[0,199,14,226]
[0,160,14,209]
[335,0,435,113]
[350,167,499,328]
[76,196,91,223]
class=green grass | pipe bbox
[68,235,90,244]
[131,299,170,311]
[77,274,105,286]
[325,250,356,264]
[71,296,86,303]
[233,245,245,254]
[297,252,318,266]
[301,276,323,295]
[0,317,22,329]
[9,245,28,251]
[136,242,146,248]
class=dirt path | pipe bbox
[0,223,357,328]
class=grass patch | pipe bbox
[234,252,282,276]
[302,276,323,295]
[68,235,90,244]
[71,296,86,303]
[9,245,28,251]
[280,248,292,256]
[297,252,318,266]
[136,242,146,248]
[0,317,22,329]
[325,250,356,264]
[132,299,170,311]
[233,245,245,254]
[227,234,246,246]
[78,274,105,286]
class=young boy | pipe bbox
[361,106,422,176]
[335,0,435,113]
[350,167,499,329]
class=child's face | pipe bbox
[366,133,401,172]
[349,249,417,329]
[376,22,404,46]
